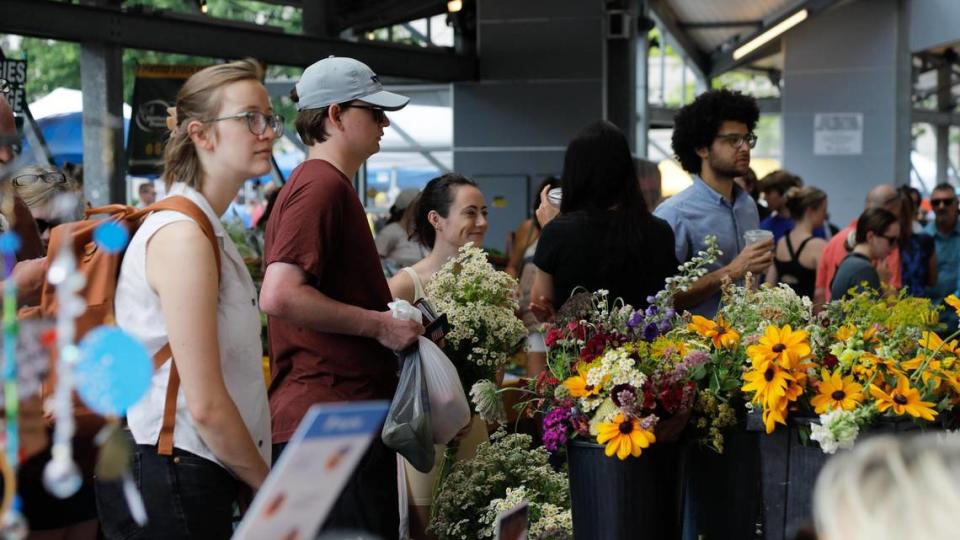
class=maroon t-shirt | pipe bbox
[264,159,397,443]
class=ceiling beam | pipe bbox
[647,0,710,81]
[341,0,446,32]
[709,0,840,77]
[678,20,762,29]
[0,0,475,81]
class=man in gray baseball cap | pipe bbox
[260,57,418,540]
[294,55,409,111]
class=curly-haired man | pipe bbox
[654,89,773,316]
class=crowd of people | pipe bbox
[2,55,960,540]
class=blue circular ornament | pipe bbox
[0,232,21,255]
[75,326,152,416]
[93,221,129,253]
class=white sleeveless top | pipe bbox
[117,182,271,468]
[401,267,426,302]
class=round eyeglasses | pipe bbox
[209,111,284,137]
[715,133,758,149]
[12,172,67,187]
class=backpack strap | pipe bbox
[142,196,222,456]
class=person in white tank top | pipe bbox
[96,59,279,540]
[387,174,490,539]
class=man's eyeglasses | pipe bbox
[931,197,956,208]
[209,111,284,137]
[715,133,758,149]
[12,172,67,187]
[343,103,387,125]
[880,234,899,245]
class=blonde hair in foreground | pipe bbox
[813,433,960,540]
[162,58,264,192]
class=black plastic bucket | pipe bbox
[567,438,681,540]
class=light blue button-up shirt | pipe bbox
[654,175,759,317]
[925,220,960,305]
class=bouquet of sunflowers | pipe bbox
[736,287,955,453]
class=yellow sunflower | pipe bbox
[596,413,656,460]
[918,331,959,355]
[946,295,960,317]
[870,376,938,421]
[688,315,716,336]
[811,369,864,413]
[742,358,794,407]
[762,399,788,434]
[563,363,601,398]
[835,324,857,342]
[901,353,949,387]
[689,315,741,349]
[747,325,812,368]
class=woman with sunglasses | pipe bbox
[95,58,278,539]
[830,208,900,300]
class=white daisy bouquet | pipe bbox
[427,243,527,388]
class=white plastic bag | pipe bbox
[389,299,423,325]
[418,336,471,445]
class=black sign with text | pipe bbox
[0,59,28,114]
[127,64,206,175]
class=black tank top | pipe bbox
[774,234,817,299]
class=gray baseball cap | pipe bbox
[294,56,410,111]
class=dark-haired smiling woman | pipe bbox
[530,120,678,320]
[387,172,490,540]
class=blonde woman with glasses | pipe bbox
[95,58,278,540]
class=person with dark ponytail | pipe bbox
[387,173,489,539]
[530,120,679,318]
[766,186,828,300]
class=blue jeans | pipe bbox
[95,437,239,540]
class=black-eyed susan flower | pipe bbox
[747,325,811,368]
[761,399,788,434]
[917,331,959,356]
[901,353,949,387]
[946,294,960,318]
[688,315,740,349]
[870,376,938,421]
[742,358,794,407]
[834,324,857,342]
[811,369,863,413]
[563,362,601,398]
[595,412,656,460]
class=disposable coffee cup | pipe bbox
[547,187,562,208]
[743,229,774,246]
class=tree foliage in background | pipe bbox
[4,0,301,103]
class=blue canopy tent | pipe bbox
[20,111,131,168]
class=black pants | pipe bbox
[95,442,239,540]
[273,436,399,540]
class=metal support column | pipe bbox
[80,41,125,205]
[303,0,339,37]
[636,12,649,158]
[605,2,638,153]
[936,62,952,185]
